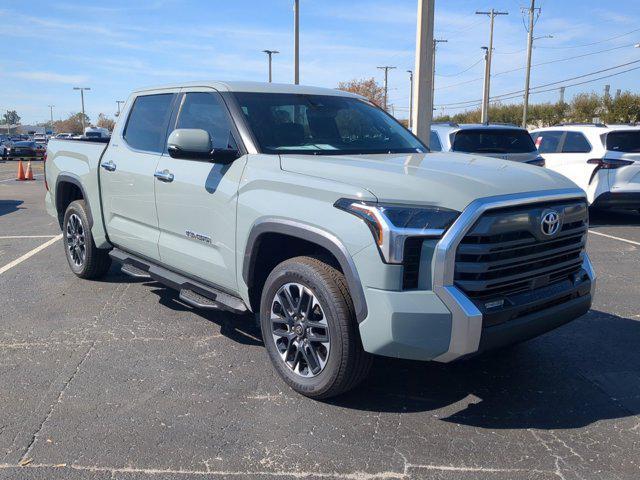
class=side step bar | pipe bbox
[109,248,248,314]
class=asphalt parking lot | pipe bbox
[0,159,639,480]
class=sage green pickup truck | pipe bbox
[45,81,595,399]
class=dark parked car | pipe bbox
[3,141,39,159]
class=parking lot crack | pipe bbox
[18,341,95,463]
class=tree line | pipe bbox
[1,110,116,134]
[337,78,640,127]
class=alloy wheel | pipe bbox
[66,213,86,267]
[270,282,331,378]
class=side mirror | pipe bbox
[167,128,239,164]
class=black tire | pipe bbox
[62,200,111,279]
[260,256,372,399]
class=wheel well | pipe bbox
[56,181,84,227]
[247,232,342,312]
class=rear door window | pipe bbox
[562,132,591,153]
[533,131,563,153]
[451,129,536,154]
[123,93,175,153]
[606,130,640,153]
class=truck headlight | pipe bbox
[334,199,459,263]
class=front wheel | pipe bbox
[63,200,111,279]
[260,256,372,399]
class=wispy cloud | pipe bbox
[10,71,89,84]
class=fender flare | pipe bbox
[55,173,93,227]
[243,218,368,323]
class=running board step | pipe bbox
[121,263,151,279]
[179,289,220,309]
[109,248,248,314]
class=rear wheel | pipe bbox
[260,256,372,399]
[63,200,111,279]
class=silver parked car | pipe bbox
[430,122,545,165]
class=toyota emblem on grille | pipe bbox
[540,210,561,236]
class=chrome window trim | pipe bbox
[431,187,592,363]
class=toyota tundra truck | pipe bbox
[45,81,596,399]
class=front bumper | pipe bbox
[357,189,595,363]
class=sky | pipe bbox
[2,0,640,125]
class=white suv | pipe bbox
[430,123,545,165]
[531,124,640,209]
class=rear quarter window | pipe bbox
[606,130,640,153]
[123,93,175,153]
[562,132,591,153]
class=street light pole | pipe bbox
[412,0,435,143]
[73,87,90,132]
[406,70,413,130]
[293,0,300,84]
[116,100,125,116]
[262,50,279,83]
[431,39,447,109]
[476,9,508,124]
[48,105,54,126]
[377,66,396,112]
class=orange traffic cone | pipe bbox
[25,161,34,181]
[16,160,26,181]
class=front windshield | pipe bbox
[452,129,536,154]
[233,92,426,155]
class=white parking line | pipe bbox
[0,234,62,275]
[589,229,640,247]
[0,235,57,239]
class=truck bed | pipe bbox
[45,138,111,248]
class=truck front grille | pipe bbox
[454,200,588,300]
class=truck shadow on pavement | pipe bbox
[0,199,23,217]
[589,208,640,226]
[331,309,640,430]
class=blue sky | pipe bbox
[2,0,640,124]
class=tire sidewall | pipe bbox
[260,261,347,397]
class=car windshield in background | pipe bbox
[452,129,536,154]
[606,130,640,153]
[233,92,426,155]
[14,141,35,147]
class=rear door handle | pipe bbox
[154,170,174,183]
[101,161,117,172]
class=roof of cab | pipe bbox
[131,81,364,99]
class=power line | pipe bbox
[436,42,638,91]
[437,64,640,111]
[436,57,484,77]
[437,58,640,107]
[537,26,640,50]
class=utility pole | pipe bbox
[476,8,508,124]
[293,0,300,84]
[262,50,279,82]
[73,87,90,132]
[406,70,413,130]
[377,66,396,112]
[615,88,621,100]
[116,100,125,116]
[412,0,435,143]
[521,0,537,127]
[559,86,566,104]
[48,105,54,126]
[431,39,447,109]
[604,84,611,99]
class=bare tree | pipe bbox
[337,78,385,108]
[96,113,116,132]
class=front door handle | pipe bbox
[154,169,174,183]
[101,161,117,172]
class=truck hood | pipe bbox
[280,152,580,211]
